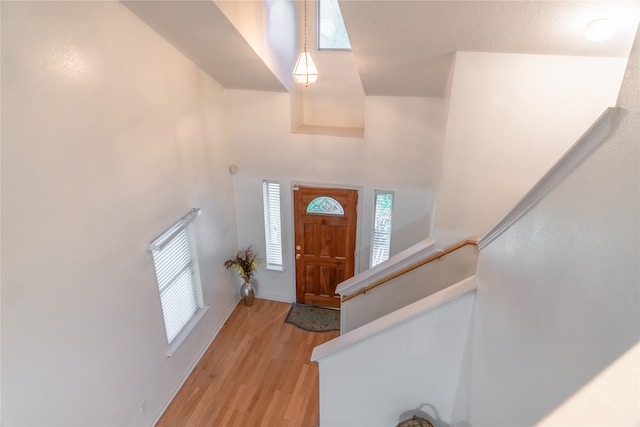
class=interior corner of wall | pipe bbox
[290,90,303,132]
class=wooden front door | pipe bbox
[293,186,358,308]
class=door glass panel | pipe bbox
[306,196,345,215]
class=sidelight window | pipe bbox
[371,191,394,267]
[263,181,284,270]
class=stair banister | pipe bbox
[341,239,478,302]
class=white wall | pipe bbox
[315,286,476,427]
[452,31,640,426]
[1,2,238,425]
[225,90,446,302]
[435,52,627,239]
[294,0,366,131]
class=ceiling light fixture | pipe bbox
[585,18,616,42]
[293,0,318,86]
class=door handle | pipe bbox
[296,254,301,260]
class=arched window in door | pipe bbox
[306,196,345,215]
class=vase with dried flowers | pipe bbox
[224,246,259,306]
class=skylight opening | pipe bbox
[318,0,351,50]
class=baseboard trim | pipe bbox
[256,290,294,304]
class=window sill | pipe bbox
[166,305,209,357]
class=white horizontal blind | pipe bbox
[262,180,283,270]
[149,211,202,344]
[371,191,394,268]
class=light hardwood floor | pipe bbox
[156,299,339,426]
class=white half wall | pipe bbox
[453,31,640,426]
[1,2,238,425]
[341,243,478,333]
[435,52,628,239]
[225,91,446,302]
[313,286,476,427]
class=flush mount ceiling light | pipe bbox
[585,18,616,42]
[293,0,318,86]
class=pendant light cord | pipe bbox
[303,0,308,53]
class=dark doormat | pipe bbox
[285,304,340,332]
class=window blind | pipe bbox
[262,181,283,270]
[149,209,202,344]
[371,191,394,268]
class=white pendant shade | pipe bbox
[293,51,318,86]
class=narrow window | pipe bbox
[263,181,284,270]
[149,209,206,350]
[371,191,394,268]
[318,0,351,50]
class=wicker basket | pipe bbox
[397,415,434,427]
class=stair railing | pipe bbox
[342,239,477,302]
[338,239,478,333]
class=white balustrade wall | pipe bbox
[312,279,476,427]
[340,243,478,333]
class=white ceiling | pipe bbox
[123,0,640,98]
[340,0,640,97]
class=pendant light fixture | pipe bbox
[293,0,318,86]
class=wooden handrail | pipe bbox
[341,239,478,302]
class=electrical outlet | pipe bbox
[139,400,147,415]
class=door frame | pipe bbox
[289,182,363,301]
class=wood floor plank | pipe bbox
[156,299,338,426]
